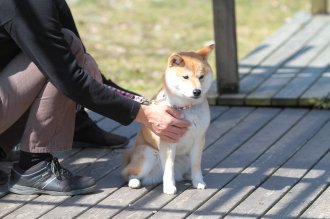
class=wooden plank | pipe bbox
[217,93,246,106]
[113,108,280,219]
[238,12,311,78]
[204,107,255,149]
[78,186,151,219]
[149,109,306,219]
[246,75,292,106]
[112,121,140,139]
[24,169,124,219]
[209,106,230,122]
[272,25,330,106]
[265,150,330,218]
[218,12,312,105]
[301,185,330,218]
[189,109,330,218]
[240,15,322,99]
[111,185,176,219]
[41,159,130,219]
[202,108,280,173]
[226,120,330,218]
[96,117,121,133]
[300,65,330,106]
[245,16,330,106]
[212,0,239,93]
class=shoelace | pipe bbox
[50,157,72,180]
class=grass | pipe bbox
[67,0,310,98]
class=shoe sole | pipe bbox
[8,184,96,196]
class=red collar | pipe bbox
[172,104,192,111]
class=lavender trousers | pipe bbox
[0,28,102,157]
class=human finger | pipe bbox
[165,106,184,119]
[171,118,191,128]
[166,125,187,137]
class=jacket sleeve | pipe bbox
[6,0,140,125]
[56,0,81,39]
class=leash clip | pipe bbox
[142,99,151,105]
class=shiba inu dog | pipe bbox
[122,44,214,195]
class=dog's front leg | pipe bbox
[160,143,177,195]
[190,137,206,190]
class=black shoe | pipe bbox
[74,110,129,149]
[8,157,96,196]
[0,170,7,185]
[0,144,20,162]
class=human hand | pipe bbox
[135,104,191,143]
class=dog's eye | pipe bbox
[199,75,204,80]
[182,76,189,79]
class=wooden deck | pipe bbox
[1,12,330,219]
[213,12,330,107]
[0,106,329,218]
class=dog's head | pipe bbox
[164,44,214,102]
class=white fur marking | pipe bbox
[128,178,141,189]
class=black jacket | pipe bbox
[0,0,140,125]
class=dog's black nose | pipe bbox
[193,89,202,97]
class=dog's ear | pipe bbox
[196,44,214,60]
[168,54,185,67]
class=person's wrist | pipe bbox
[135,104,148,125]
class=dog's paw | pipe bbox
[193,180,207,190]
[128,178,141,189]
[163,184,177,195]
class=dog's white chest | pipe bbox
[175,101,210,155]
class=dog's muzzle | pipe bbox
[193,89,202,98]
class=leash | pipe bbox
[106,85,192,110]
[106,84,149,105]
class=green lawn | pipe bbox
[68,0,310,98]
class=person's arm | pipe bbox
[6,0,139,125]
[54,0,192,142]
[56,0,134,90]
[55,0,81,39]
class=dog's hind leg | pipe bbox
[122,145,158,189]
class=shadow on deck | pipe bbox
[209,12,330,109]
